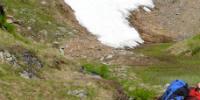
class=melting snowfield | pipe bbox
[64,0,154,48]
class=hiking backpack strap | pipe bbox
[161,80,187,100]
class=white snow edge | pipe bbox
[64,0,154,48]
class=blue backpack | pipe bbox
[161,80,189,100]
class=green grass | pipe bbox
[133,43,200,86]
[169,34,200,56]
[120,42,200,99]
[3,22,15,32]
[129,88,156,100]
[0,30,109,100]
[187,35,200,55]
[0,65,96,100]
[1,0,75,42]
[82,63,111,79]
[133,64,200,85]
[0,13,15,33]
[0,64,57,99]
[81,61,158,99]
[1,0,200,99]
[0,15,6,26]
[135,43,172,57]
[119,79,157,100]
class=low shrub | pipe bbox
[0,12,15,33]
[129,88,156,100]
[82,63,110,79]
[3,22,15,32]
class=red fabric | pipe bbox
[188,88,200,100]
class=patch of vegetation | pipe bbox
[0,70,96,100]
[124,42,200,99]
[130,88,156,100]
[81,62,158,99]
[0,10,15,32]
[133,43,200,86]
[113,66,158,100]
[2,22,15,32]
[1,0,200,99]
[0,30,110,100]
[0,6,30,44]
[0,63,18,77]
[136,43,172,57]
[1,0,75,42]
[119,79,157,100]
[187,35,200,55]
[82,63,110,79]
[0,1,119,100]
[133,63,200,85]
[169,34,200,56]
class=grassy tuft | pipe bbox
[130,88,156,100]
[3,22,15,32]
[169,34,200,56]
[0,14,15,33]
[82,63,110,79]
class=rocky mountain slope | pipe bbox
[0,0,199,100]
[131,0,200,42]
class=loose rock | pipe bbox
[67,89,88,98]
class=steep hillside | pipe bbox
[169,34,200,56]
[130,0,200,42]
[0,0,199,100]
[0,0,125,100]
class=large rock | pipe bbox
[0,50,17,66]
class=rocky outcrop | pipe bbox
[67,89,88,98]
[0,49,43,79]
[21,51,43,79]
[130,0,200,42]
[0,50,17,66]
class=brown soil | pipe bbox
[130,0,200,42]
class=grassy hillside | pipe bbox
[0,0,200,100]
[0,1,118,100]
[169,34,200,56]
[133,43,200,85]
[0,24,118,100]
[1,0,76,42]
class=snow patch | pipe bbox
[64,0,154,48]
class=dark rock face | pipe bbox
[0,48,43,79]
[22,51,43,79]
[23,51,43,69]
